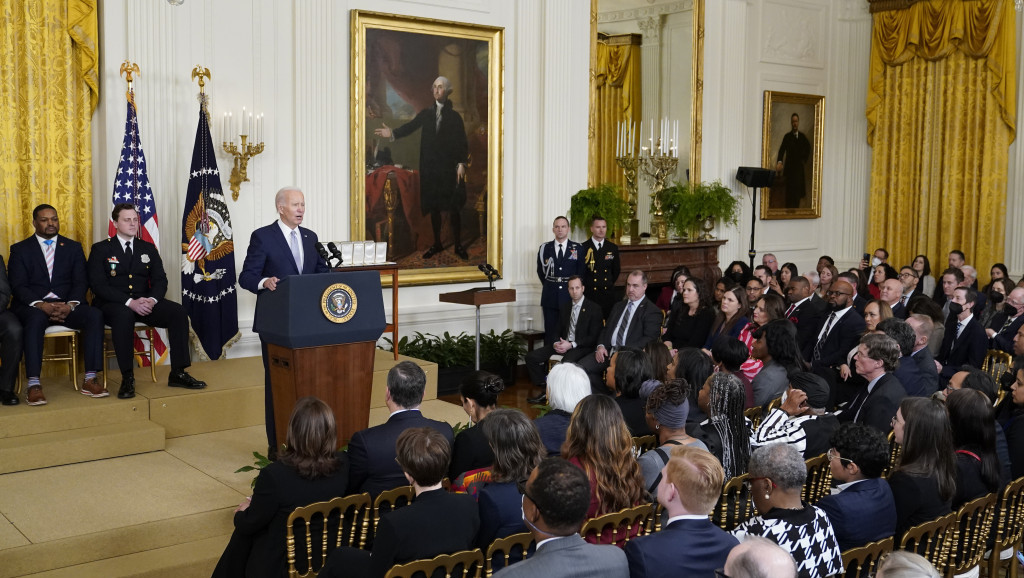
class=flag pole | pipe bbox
[119,60,140,108]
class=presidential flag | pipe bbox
[111,93,169,364]
[180,94,239,359]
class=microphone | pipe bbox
[327,242,344,265]
[478,264,490,275]
[315,244,332,265]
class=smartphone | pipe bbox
[862,253,870,262]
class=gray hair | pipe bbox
[747,443,806,491]
[275,186,303,207]
[876,551,940,578]
[434,76,453,96]
[547,363,591,413]
[860,333,902,372]
[961,265,977,281]
[803,270,819,288]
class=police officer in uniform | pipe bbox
[88,203,206,399]
[579,215,620,321]
[537,216,583,346]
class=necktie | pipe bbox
[557,244,563,260]
[435,104,442,132]
[124,241,133,262]
[850,389,869,423]
[290,229,302,273]
[901,295,908,307]
[785,303,797,318]
[44,239,54,280]
[568,304,579,342]
[615,301,635,348]
[813,312,837,361]
[597,241,602,251]
[951,320,963,351]
[999,315,1016,333]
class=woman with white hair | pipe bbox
[534,362,591,456]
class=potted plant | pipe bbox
[566,183,630,238]
[663,180,740,240]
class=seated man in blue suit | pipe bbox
[625,445,738,578]
[878,318,937,398]
[494,457,627,578]
[815,422,896,552]
[346,361,454,497]
[239,187,329,453]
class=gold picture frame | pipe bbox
[350,10,504,286]
[760,91,824,220]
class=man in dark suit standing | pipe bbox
[936,286,987,384]
[804,280,865,378]
[346,361,454,497]
[838,334,906,434]
[239,187,330,453]
[784,276,826,359]
[579,216,620,320]
[986,287,1024,354]
[0,257,22,406]
[537,216,583,345]
[624,446,738,577]
[9,205,106,404]
[524,276,603,404]
[373,76,469,260]
[88,203,205,400]
[775,113,812,208]
[577,270,662,394]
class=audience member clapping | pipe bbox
[535,363,591,456]
[888,398,955,538]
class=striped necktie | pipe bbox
[44,239,54,280]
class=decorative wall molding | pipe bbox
[760,0,826,69]
[598,0,693,23]
[637,16,662,42]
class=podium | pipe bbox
[439,288,516,369]
[254,271,386,446]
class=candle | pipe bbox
[228,112,234,142]
[221,113,227,143]
[241,107,246,136]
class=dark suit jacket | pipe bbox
[805,307,865,369]
[988,311,1024,354]
[839,372,906,434]
[8,235,89,308]
[555,298,603,350]
[787,297,827,357]
[815,478,896,552]
[87,237,168,306]
[0,256,11,308]
[890,300,907,320]
[476,481,527,549]
[223,455,349,578]
[347,410,454,497]
[391,100,468,214]
[238,222,329,294]
[535,409,572,456]
[936,316,987,380]
[908,347,940,397]
[492,533,628,578]
[895,351,936,398]
[598,297,662,350]
[624,517,738,578]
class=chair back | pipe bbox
[982,349,1013,381]
[484,532,535,577]
[898,511,956,575]
[743,406,763,430]
[882,431,901,479]
[631,435,657,458]
[764,395,783,414]
[987,475,1024,578]
[579,503,654,548]
[947,492,998,577]
[286,492,372,578]
[712,472,754,531]
[840,536,894,578]
[384,548,484,578]
[802,453,833,504]
[372,485,415,531]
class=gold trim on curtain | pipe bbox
[0,0,98,253]
[866,0,1015,280]
[588,34,642,190]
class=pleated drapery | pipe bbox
[588,34,642,191]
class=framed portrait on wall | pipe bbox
[350,10,504,286]
[760,91,824,220]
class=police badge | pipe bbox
[321,283,357,323]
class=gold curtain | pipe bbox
[0,0,99,253]
[866,0,1015,277]
[588,35,642,189]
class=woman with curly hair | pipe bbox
[561,394,646,543]
[695,372,751,479]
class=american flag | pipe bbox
[110,95,168,364]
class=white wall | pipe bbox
[92,0,591,358]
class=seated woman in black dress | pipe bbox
[449,370,504,482]
[607,347,655,436]
[889,397,955,538]
[947,388,1004,508]
[662,277,715,350]
[212,396,349,578]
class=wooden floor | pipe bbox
[437,367,546,419]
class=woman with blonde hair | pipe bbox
[561,394,646,543]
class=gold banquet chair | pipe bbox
[802,453,833,505]
[897,512,956,576]
[987,476,1024,578]
[946,492,997,578]
[743,406,763,430]
[712,473,754,531]
[580,503,654,548]
[484,532,535,577]
[102,322,158,388]
[982,349,1013,382]
[286,492,373,578]
[883,431,901,479]
[371,485,415,539]
[17,325,79,392]
[384,548,484,578]
[631,435,657,458]
[840,536,893,578]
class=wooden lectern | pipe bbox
[254,271,386,447]
[439,288,516,369]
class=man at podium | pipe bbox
[239,187,329,455]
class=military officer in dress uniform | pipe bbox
[579,215,620,321]
[537,216,583,346]
[87,203,206,399]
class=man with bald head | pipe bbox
[783,276,827,359]
[374,75,470,260]
[988,287,1024,354]
[879,277,906,319]
[724,536,797,578]
[804,280,865,380]
[240,186,330,453]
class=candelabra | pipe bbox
[615,118,681,243]
[221,108,265,201]
[638,147,679,243]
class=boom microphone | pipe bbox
[327,242,344,265]
[316,244,331,265]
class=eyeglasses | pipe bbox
[827,448,854,465]
[515,479,535,503]
[715,569,732,578]
[825,290,852,297]
[899,272,918,279]
[743,476,777,492]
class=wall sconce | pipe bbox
[222,108,265,201]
